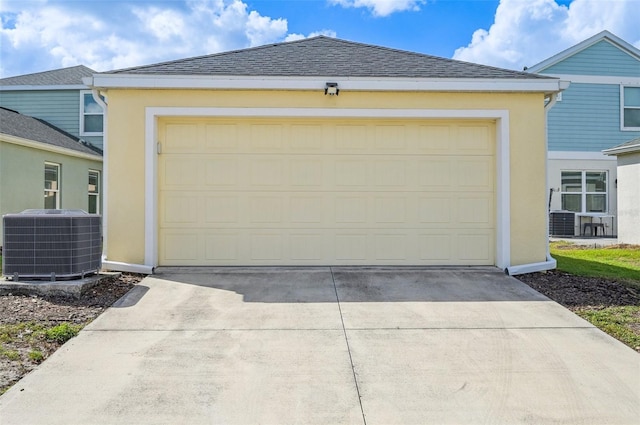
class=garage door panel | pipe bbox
[159,118,496,266]
[457,125,493,153]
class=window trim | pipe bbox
[79,90,104,136]
[88,169,100,214]
[621,85,640,131]
[560,170,608,213]
[44,162,61,209]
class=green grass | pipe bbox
[549,242,640,350]
[574,306,640,350]
[550,242,640,288]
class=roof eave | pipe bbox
[87,74,567,93]
[0,84,88,91]
[603,143,640,156]
[0,132,104,161]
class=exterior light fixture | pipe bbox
[325,82,339,96]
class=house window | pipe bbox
[80,91,104,135]
[44,162,60,209]
[560,171,607,213]
[88,170,100,214]
[622,86,640,130]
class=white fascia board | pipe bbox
[603,143,640,156]
[0,133,103,161]
[0,84,87,91]
[90,74,565,92]
[539,74,640,85]
[548,151,617,161]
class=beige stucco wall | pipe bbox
[616,152,640,244]
[104,89,548,267]
[0,139,103,244]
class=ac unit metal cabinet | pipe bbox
[2,210,102,280]
[549,211,575,237]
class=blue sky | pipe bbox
[1,0,639,78]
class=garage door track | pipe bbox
[1,267,638,424]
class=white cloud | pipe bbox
[453,0,640,70]
[285,30,337,42]
[0,0,328,77]
[329,0,424,17]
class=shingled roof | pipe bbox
[108,36,549,80]
[0,65,95,86]
[0,107,102,156]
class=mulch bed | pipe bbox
[516,269,640,308]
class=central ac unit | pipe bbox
[2,209,102,280]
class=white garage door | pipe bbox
[158,118,495,266]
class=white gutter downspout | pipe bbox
[89,86,154,275]
[506,89,564,275]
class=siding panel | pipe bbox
[544,40,640,76]
[0,90,81,137]
[548,83,640,151]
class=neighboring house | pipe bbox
[0,107,103,244]
[84,36,567,274]
[603,138,640,244]
[527,31,640,237]
[0,65,105,151]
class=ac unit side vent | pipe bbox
[2,210,102,280]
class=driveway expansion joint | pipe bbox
[331,266,368,425]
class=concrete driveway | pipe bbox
[1,267,638,424]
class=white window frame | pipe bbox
[88,170,100,214]
[560,170,608,213]
[80,90,104,136]
[621,85,640,131]
[44,162,61,209]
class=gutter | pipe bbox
[506,90,564,276]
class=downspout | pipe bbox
[506,89,563,275]
[89,87,154,275]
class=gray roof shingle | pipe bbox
[0,65,95,86]
[0,107,102,156]
[108,36,550,79]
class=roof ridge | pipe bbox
[108,36,330,74]
[99,36,552,80]
[1,65,95,81]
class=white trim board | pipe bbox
[548,151,617,161]
[0,85,88,91]
[540,75,640,85]
[142,107,511,270]
[91,74,566,93]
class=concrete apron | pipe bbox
[1,267,638,425]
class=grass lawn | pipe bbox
[551,242,640,288]
[550,241,640,350]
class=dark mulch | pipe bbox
[0,273,143,394]
[516,270,640,308]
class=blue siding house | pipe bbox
[0,65,105,150]
[528,31,640,237]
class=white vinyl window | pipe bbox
[560,171,607,213]
[621,86,640,130]
[44,162,61,209]
[88,170,100,214]
[80,91,104,135]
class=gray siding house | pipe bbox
[528,31,640,237]
[0,65,105,150]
